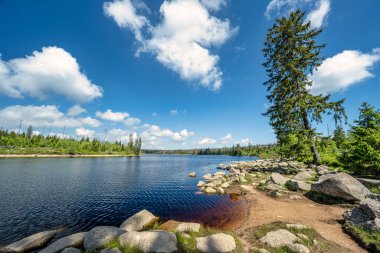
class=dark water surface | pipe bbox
[0,155,254,244]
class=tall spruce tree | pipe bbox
[262,10,346,164]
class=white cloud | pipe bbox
[0,47,103,103]
[172,129,194,141]
[105,0,237,90]
[124,117,141,126]
[306,0,330,28]
[0,105,100,129]
[220,133,232,144]
[170,109,178,115]
[198,137,216,145]
[67,105,87,116]
[142,124,194,143]
[309,49,380,95]
[235,138,251,145]
[265,0,330,28]
[75,128,95,138]
[200,0,227,11]
[152,112,158,117]
[96,109,129,122]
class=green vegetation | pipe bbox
[344,222,380,252]
[0,128,141,156]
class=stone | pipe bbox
[83,226,125,251]
[316,166,329,175]
[40,232,86,253]
[203,187,217,194]
[220,182,230,188]
[259,229,298,248]
[203,174,212,180]
[61,248,81,253]
[188,172,196,177]
[258,249,270,253]
[175,222,201,233]
[197,181,206,187]
[239,177,247,183]
[218,187,225,194]
[297,233,309,240]
[344,198,380,231]
[196,233,236,253]
[312,173,371,201]
[240,185,255,193]
[285,224,308,230]
[265,182,281,191]
[100,248,122,253]
[289,195,302,200]
[4,229,60,252]
[288,243,310,253]
[270,173,288,185]
[120,209,159,231]
[119,231,177,253]
[214,171,226,176]
[286,180,311,192]
[293,171,312,181]
[268,191,282,198]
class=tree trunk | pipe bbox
[301,110,321,164]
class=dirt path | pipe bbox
[233,188,366,253]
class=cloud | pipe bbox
[265,0,330,28]
[0,47,103,103]
[0,105,100,129]
[306,0,330,28]
[96,109,129,122]
[142,124,194,143]
[75,128,95,138]
[170,109,178,115]
[67,105,87,116]
[198,137,216,145]
[124,117,141,126]
[152,112,158,117]
[104,0,237,90]
[220,133,232,144]
[199,0,227,11]
[172,129,194,141]
[309,49,380,95]
[235,138,251,145]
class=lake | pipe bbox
[0,154,255,245]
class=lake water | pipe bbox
[0,155,255,245]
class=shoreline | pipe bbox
[0,154,139,158]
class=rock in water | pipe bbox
[196,233,236,253]
[119,231,177,253]
[4,229,59,252]
[203,187,217,194]
[188,172,196,177]
[40,232,86,253]
[259,229,298,248]
[100,248,122,253]
[83,226,125,251]
[311,173,371,201]
[61,248,81,253]
[197,181,206,187]
[120,209,159,231]
[270,173,288,185]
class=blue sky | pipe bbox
[0,0,379,149]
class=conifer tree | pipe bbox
[262,10,346,164]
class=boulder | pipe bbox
[40,232,86,253]
[259,229,298,248]
[120,209,159,231]
[286,180,311,192]
[83,226,125,251]
[240,185,255,193]
[344,198,380,231]
[220,182,230,188]
[202,174,212,180]
[270,173,288,185]
[4,229,59,252]
[100,248,122,253]
[218,187,225,194]
[265,182,281,191]
[288,243,310,253]
[315,166,329,175]
[119,231,177,253]
[293,171,312,181]
[188,172,196,178]
[196,233,236,253]
[175,222,201,233]
[203,187,217,194]
[197,181,206,187]
[311,173,371,201]
[214,171,226,176]
[61,248,81,253]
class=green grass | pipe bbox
[368,185,380,194]
[344,222,380,252]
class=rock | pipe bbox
[196,233,236,253]
[197,181,206,187]
[289,195,302,200]
[83,226,125,251]
[316,166,328,175]
[203,174,212,180]
[286,180,311,192]
[119,231,177,253]
[180,233,191,239]
[270,173,288,185]
[120,209,159,231]
[312,173,371,201]
[40,232,86,253]
[239,177,247,183]
[4,229,59,252]
[220,182,230,188]
[285,224,308,230]
[175,222,201,233]
[203,187,217,194]
[293,171,312,181]
[265,182,281,191]
[100,248,122,253]
[61,248,81,253]
[356,178,380,187]
[259,229,298,248]
[188,172,196,177]
[269,191,282,198]
[297,233,309,240]
[344,197,380,231]
[258,249,270,253]
[288,243,310,253]
[240,185,255,193]
[214,171,226,176]
[218,187,225,194]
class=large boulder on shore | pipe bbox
[311,173,371,201]
[120,209,159,231]
[259,229,298,248]
[40,232,86,253]
[83,226,125,251]
[4,229,59,252]
[119,231,177,253]
[344,198,380,231]
[286,180,311,192]
[196,233,236,253]
[293,171,313,181]
[270,173,288,185]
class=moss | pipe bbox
[344,222,380,252]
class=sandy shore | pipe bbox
[0,154,137,158]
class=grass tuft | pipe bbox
[344,222,380,252]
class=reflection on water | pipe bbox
[0,155,254,244]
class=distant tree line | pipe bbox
[0,127,141,156]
